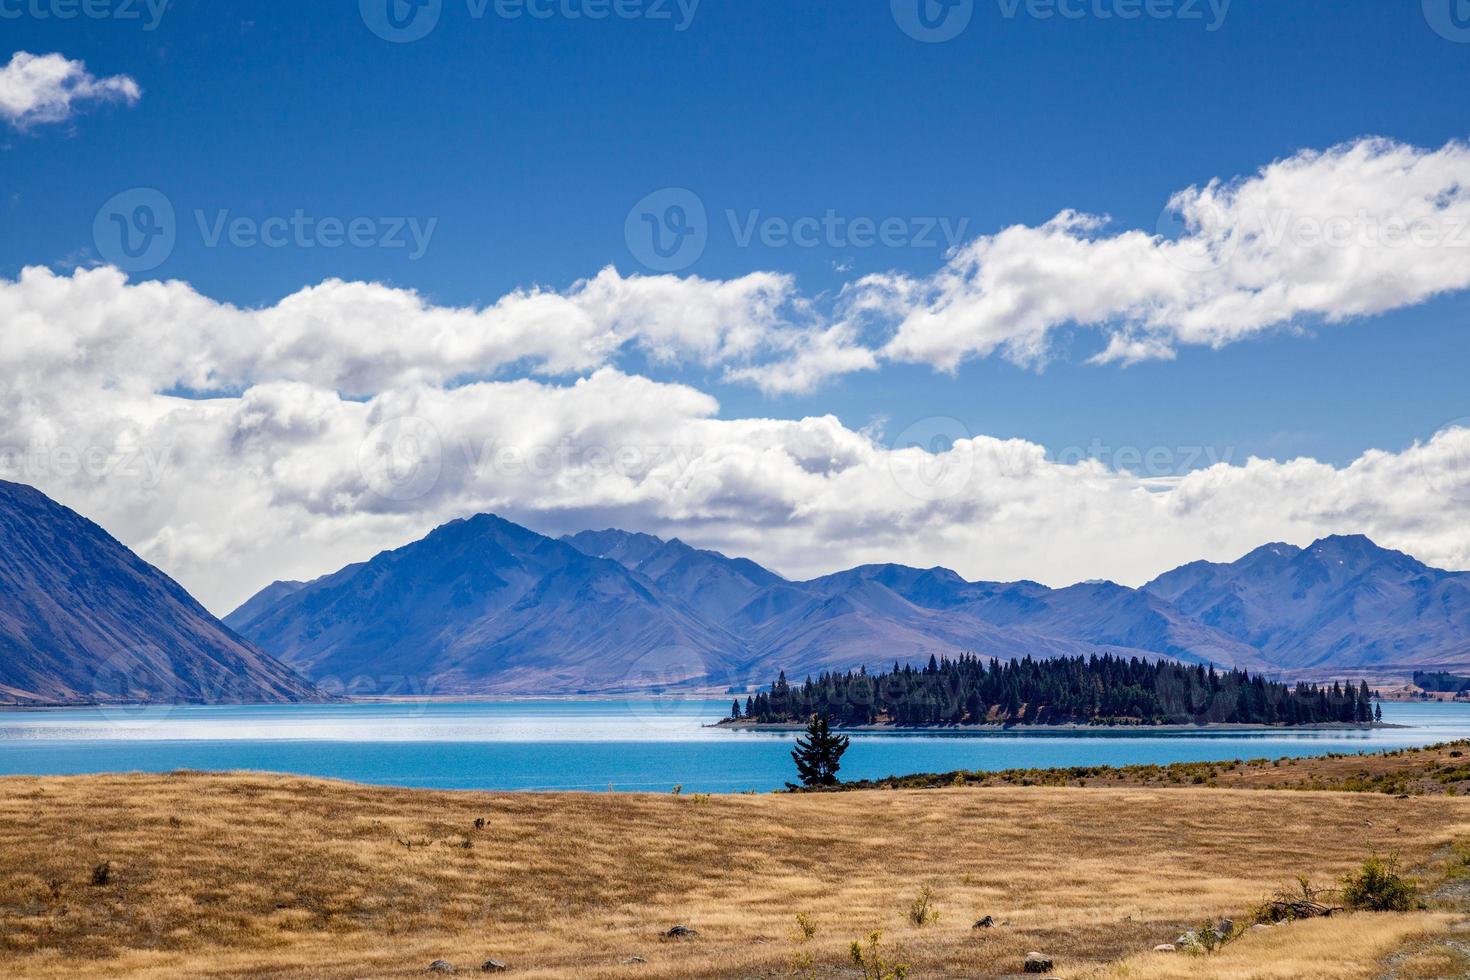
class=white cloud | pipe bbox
[876,137,1470,370]
[0,264,816,398]
[0,52,141,129]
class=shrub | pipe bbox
[1341,855,1417,911]
[1447,842,1470,879]
[1255,875,1324,920]
[1184,918,1237,954]
[789,913,818,980]
[850,931,908,980]
[906,885,940,927]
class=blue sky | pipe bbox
[5,0,1467,465]
[3,1,1470,608]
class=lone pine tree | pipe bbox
[789,713,850,789]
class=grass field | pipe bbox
[3,759,1470,978]
[836,737,1470,795]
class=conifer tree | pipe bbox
[789,713,849,788]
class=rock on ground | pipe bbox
[1024,951,1055,973]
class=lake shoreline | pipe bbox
[714,719,1403,733]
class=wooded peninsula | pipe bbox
[722,654,1382,729]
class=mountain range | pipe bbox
[222,512,1470,695]
[5,474,1466,703]
[0,481,318,705]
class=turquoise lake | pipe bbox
[1,699,1468,793]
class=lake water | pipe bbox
[1,699,1468,793]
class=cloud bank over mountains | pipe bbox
[3,135,1470,611]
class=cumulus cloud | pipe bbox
[0,52,141,129]
[0,265,809,398]
[876,137,1470,370]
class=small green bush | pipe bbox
[1340,855,1417,911]
[905,885,940,927]
[850,931,908,980]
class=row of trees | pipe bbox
[732,654,1380,727]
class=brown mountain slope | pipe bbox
[0,481,318,704]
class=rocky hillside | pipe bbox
[0,481,319,704]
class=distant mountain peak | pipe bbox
[1242,541,1303,561]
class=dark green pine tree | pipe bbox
[730,698,742,720]
[788,713,850,788]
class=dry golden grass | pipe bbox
[839,738,1470,795]
[1,772,1469,978]
[1090,913,1461,979]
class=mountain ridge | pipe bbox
[225,517,1470,694]
[0,481,319,705]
